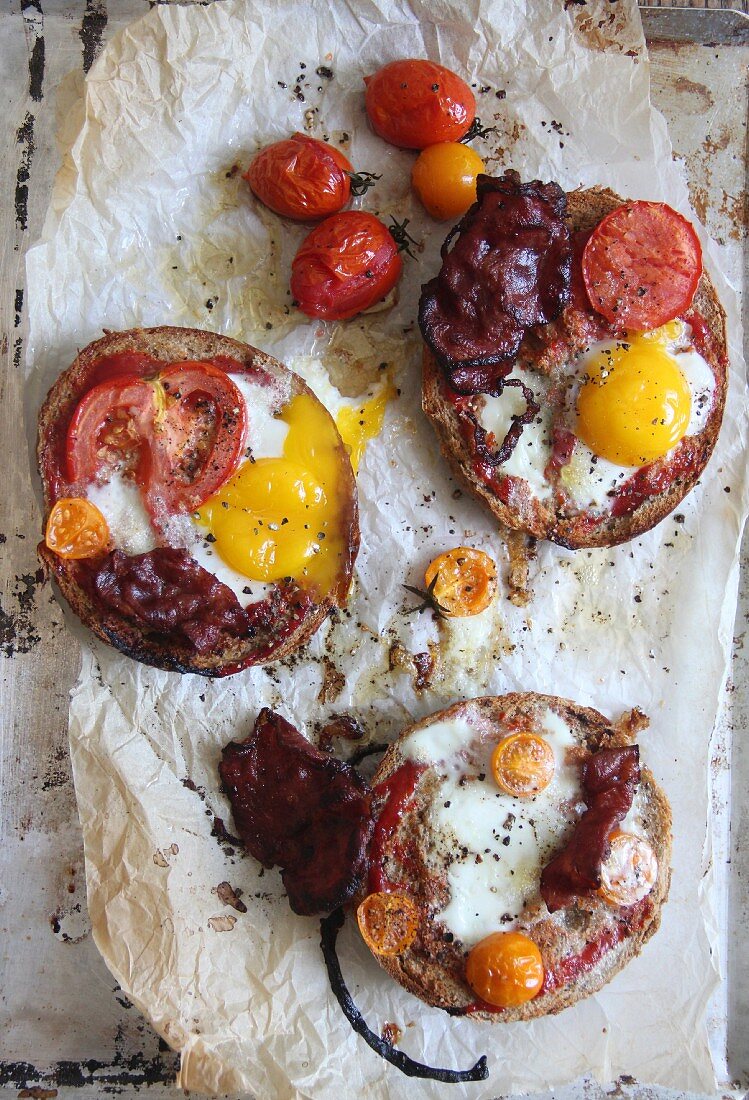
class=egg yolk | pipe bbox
[465,930,544,1008]
[576,326,692,467]
[196,393,350,594]
[335,380,394,472]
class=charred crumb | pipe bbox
[216,881,248,913]
[316,712,366,753]
[381,1022,402,1046]
[211,815,242,849]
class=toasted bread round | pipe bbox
[363,694,671,1020]
[37,326,359,676]
[422,187,728,549]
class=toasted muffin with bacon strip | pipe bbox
[37,327,359,676]
[421,175,727,549]
[359,694,671,1020]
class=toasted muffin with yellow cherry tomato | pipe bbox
[36,327,359,676]
[357,693,671,1019]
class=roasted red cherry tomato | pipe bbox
[582,201,702,331]
[290,211,403,320]
[244,132,353,221]
[364,59,475,149]
[67,361,247,519]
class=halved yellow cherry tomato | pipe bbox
[356,892,419,956]
[491,732,555,798]
[599,830,658,907]
[411,142,485,221]
[45,497,110,560]
[424,547,497,617]
[466,930,544,1008]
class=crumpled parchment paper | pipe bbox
[25,0,748,1096]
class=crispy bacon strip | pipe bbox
[540,745,640,912]
[87,548,252,653]
[418,170,572,394]
[467,378,540,466]
[219,709,373,915]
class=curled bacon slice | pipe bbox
[540,745,640,912]
[419,171,572,394]
[467,378,541,466]
[220,709,373,915]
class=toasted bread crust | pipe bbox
[365,694,672,1020]
[422,188,728,549]
[37,326,359,676]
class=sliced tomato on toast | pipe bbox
[67,360,247,519]
[582,200,702,330]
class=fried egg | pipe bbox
[476,320,715,513]
[86,367,391,605]
[401,708,587,947]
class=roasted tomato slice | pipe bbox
[67,374,156,486]
[45,497,110,559]
[364,59,475,149]
[66,361,247,519]
[424,547,497,616]
[582,201,702,330]
[244,133,353,221]
[290,211,403,320]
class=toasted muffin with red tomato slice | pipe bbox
[37,326,359,676]
[358,694,671,1019]
[421,174,728,549]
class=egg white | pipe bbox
[400,708,586,948]
[477,375,554,502]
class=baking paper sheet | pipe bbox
[24,0,748,1095]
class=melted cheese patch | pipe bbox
[196,393,350,595]
[402,708,583,947]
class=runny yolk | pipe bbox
[576,322,692,467]
[335,380,394,473]
[196,393,350,593]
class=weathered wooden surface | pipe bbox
[0,2,746,1097]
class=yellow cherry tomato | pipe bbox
[45,497,110,560]
[356,892,419,956]
[466,930,544,1007]
[599,830,658,907]
[411,142,485,221]
[491,732,555,798]
[424,546,497,617]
